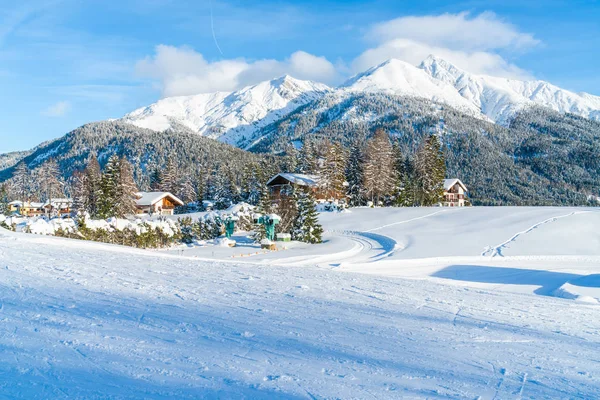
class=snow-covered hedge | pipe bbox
[7,203,258,249]
[15,214,181,249]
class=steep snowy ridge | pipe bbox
[122,76,330,149]
[119,56,600,147]
[340,59,485,119]
[419,55,600,124]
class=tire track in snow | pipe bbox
[364,210,448,233]
[482,211,589,257]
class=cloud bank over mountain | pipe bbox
[137,12,540,97]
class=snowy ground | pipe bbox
[1,207,600,398]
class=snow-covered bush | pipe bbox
[0,214,15,231]
[52,215,181,249]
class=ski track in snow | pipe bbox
[482,211,588,257]
[364,209,448,233]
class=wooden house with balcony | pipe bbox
[443,179,468,207]
[266,173,344,202]
[8,201,46,217]
[135,192,184,216]
[43,198,73,217]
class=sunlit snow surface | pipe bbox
[1,207,599,398]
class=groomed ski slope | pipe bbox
[1,207,600,398]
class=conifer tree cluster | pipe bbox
[290,129,447,207]
[74,154,139,218]
[9,159,65,203]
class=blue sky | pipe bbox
[1,0,599,153]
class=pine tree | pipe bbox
[362,129,396,205]
[212,171,233,210]
[345,138,365,206]
[396,157,417,206]
[283,143,299,173]
[298,138,319,174]
[292,188,323,244]
[320,141,347,200]
[252,185,273,242]
[97,155,121,218]
[71,170,88,214]
[116,157,138,216]
[39,158,63,216]
[177,175,196,204]
[195,170,208,208]
[414,134,446,206]
[84,154,102,217]
[12,162,31,201]
[241,162,264,205]
[72,154,102,216]
[149,168,162,190]
[0,184,9,215]
[159,158,178,194]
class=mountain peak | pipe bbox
[419,55,463,76]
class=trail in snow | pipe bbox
[364,209,447,232]
[481,211,589,257]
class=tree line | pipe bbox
[290,128,447,207]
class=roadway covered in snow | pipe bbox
[1,207,599,398]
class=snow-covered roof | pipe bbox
[135,192,184,207]
[9,200,22,206]
[444,179,468,192]
[266,173,319,187]
[43,198,73,208]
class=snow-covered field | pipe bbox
[1,207,599,398]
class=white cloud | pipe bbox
[354,12,539,78]
[41,101,71,117]
[136,12,539,97]
[136,45,338,97]
[368,12,539,51]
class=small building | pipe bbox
[9,201,45,217]
[266,173,344,201]
[8,201,22,215]
[135,192,184,216]
[443,179,468,207]
[43,198,73,217]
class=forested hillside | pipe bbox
[0,121,286,203]
[249,93,600,205]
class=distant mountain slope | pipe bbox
[122,76,330,149]
[419,55,600,124]
[248,92,600,206]
[0,150,32,170]
[0,121,280,189]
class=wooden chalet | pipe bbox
[266,173,344,201]
[43,198,73,217]
[8,200,45,217]
[135,192,184,215]
[443,179,468,207]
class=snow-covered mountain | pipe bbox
[122,76,330,149]
[419,55,600,124]
[120,56,600,147]
[340,59,485,119]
